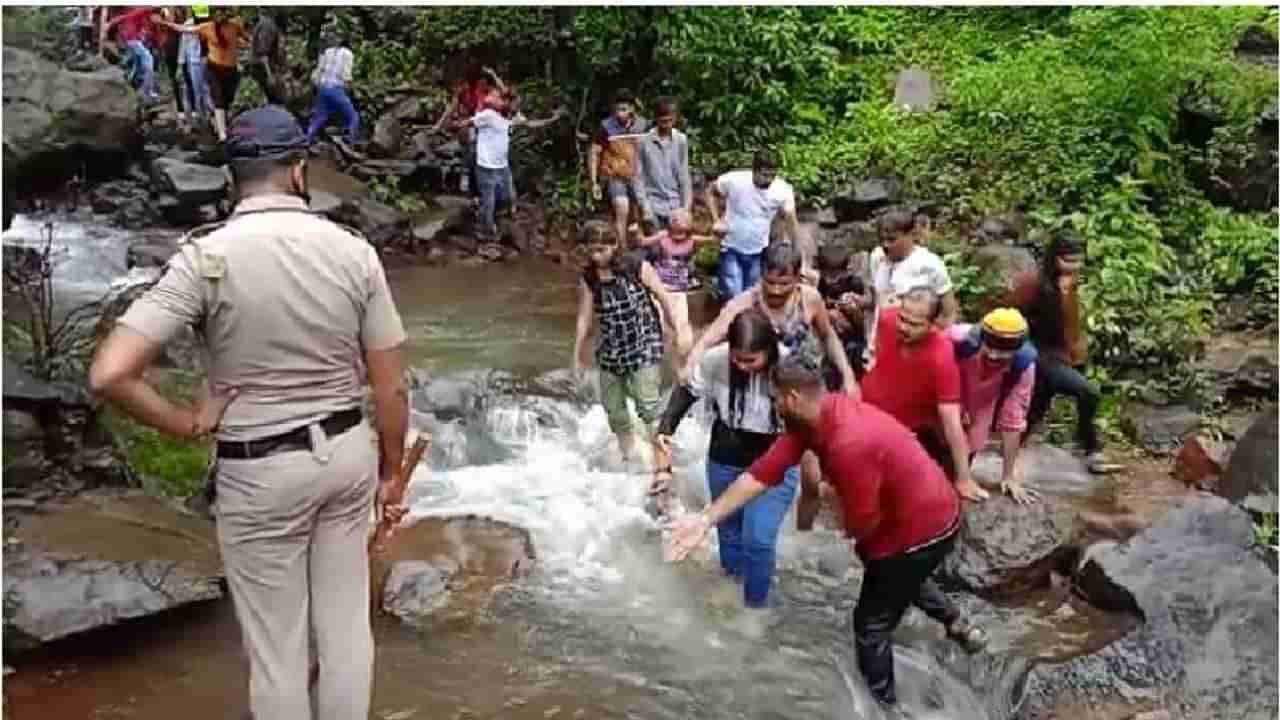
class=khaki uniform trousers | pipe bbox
[215,419,378,720]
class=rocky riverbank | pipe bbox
[3,30,1277,720]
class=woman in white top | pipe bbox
[652,309,805,609]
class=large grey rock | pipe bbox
[370,114,404,158]
[830,176,901,222]
[1026,495,1279,719]
[1200,335,1279,400]
[331,196,408,249]
[410,200,471,248]
[893,66,938,112]
[3,360,130,491]
[1126,403,1202,453]
[972,445,1104,498]
[381,560,456,624]
[2,360,89,407]
[126,237,181,270]
[2,47,139,185]
[3,491,224,653]
[3,555,223,652]
[149,158,229,208]
[940,495,1077,597]
[1219,408,1278,514]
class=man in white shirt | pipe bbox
[706,149,812,301]
[863,207,958,358]
[305,35,358,145]
[471,89,565,241]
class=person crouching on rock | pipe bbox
[572,220,688,465]
[947,308,1040,504]
[666,354,988,713]
[652,309,800,611]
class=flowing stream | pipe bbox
[2,214,1141,720]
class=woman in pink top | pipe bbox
[947,308,1039,503]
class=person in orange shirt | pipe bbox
[159,7,249,140]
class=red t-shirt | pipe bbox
[749,393,960,561]
[860,307,961,431]
[114,6,155,44]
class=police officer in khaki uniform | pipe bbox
[89,107,409,720]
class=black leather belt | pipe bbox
[216,408,363,460]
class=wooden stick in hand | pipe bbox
[369,434,431,555]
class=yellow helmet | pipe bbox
[980,308,1028,350]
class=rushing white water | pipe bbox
[2,213,166,303]
[13,212,1024,718]
[400,388,1010,720]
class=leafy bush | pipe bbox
[1073,176,1213,370]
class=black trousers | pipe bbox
[853,530,960,706]
[162,45,183,112]
[1025,359,1100,454]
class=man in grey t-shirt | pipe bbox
[635,97,692,230]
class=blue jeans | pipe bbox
[180,60,210,119]
[717,247,763,301]
[706,460,800,608]
[306,84,360,143]
[475,165,515,239]
[126,40,156,100]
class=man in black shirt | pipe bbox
[249,10,287,105]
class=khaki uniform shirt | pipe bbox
[119,194,406,442]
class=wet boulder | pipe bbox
[1199,333,1279,400]
[2,360,130,493]
[126,237,181,270]
[380,560,455,624]
[2,47,140,193]
[972,445,1105,498]
[1027,495,1279,719]
[940,494,1077,598]
[1125,403,1202,453]
[1218,408,1278,514]
[149,158,230,222]
[830,176,902,222]
[2,491,224,654]
[410,197,472,249]
[330,196,409,249]
[370,114,405,158]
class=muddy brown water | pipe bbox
[1,245,1194,719]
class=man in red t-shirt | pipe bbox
[861,287,989,502]
[667,355,988,711]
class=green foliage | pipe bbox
[1253,511,1279,549]
[1072,177,1212,370]
[111,419,210,499]
[2,6,73,61]
[943,249,1007,315]
[368,176,427,215]
[102,372,211,500]
[693,242,720,276]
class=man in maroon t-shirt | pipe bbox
[861,286,989,502]
[668,355,988,711]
